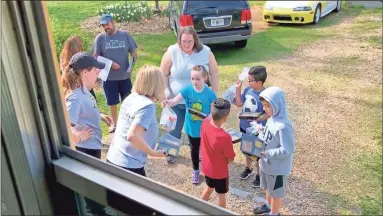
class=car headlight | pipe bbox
[293,6,312,11]
[264,5,274,10]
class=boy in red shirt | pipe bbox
[200,98,236,208]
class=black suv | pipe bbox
[168,0,252,48]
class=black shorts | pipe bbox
[205,176,229,194]
[106,159,146,177]
[240,127,260,162]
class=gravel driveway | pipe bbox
[101,8,382,215]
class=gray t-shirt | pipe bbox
[92,29,137,81]
[106,93,158,169]
[66,88,102,149]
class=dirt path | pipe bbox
[146,11,381,215]
[102,8,382,215]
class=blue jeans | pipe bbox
[169,104,186,140]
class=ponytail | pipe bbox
[61,65,83,96]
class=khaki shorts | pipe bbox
[260,170,287,198]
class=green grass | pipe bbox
[358,117,383,215]
[248,1,265,7]
[48,1,327,134]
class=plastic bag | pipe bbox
[159,106,177,132]
[222,84,237,104]
[240,133,264,158]
[248,121,265,141]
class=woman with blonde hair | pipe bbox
[106,65,167,176]
[62,52,112,215]
[60,35,97,100]
[160,26,220,163]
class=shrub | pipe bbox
[97,1,153,22]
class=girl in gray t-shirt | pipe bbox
[106,65,167,176]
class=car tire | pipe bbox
[312,5,321,24]
[175,22,179,38]
[334,0,341,12]
[234,40,247,48]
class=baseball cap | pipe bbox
[100,14,113,25]
[69,52,105,70]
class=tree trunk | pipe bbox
[154,0,161,14]
[155,0,160,10]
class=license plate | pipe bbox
[211,18,224,27]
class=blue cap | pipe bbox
[69,52,105,70]
[100,14,113,25]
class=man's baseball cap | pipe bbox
[100,14,113,25]
[69,52,105,70]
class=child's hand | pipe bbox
[161,100,168,108]
[235,80,243,89]
[256,124,264,133]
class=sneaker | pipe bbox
[253,204,271,215]
[167,155,176,163]
[191,170,200,184]
[239,167,253,180]
[252,175,260,188]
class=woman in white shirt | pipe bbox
[160,27,219,163]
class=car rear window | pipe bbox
[187,1,247,9]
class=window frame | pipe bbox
[1,1,237,215]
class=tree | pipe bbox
[154,0,161,14]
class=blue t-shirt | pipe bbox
[240,87,266,131]
[66,88,102,149]
[180,85,217,138]
[106,93,158,169]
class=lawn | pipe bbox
[48,0,325,135]
[47,1,382,215]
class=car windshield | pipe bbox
[187,1,247,9]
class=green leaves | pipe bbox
[97,1,153,22]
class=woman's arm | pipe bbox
[208,52,219,93]
[100,113,112,126]
[70,126,93,147]
[126,123,165,157]
[160,50,172,90]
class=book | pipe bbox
[188,108,208,119]
[127,56,136,73]
[238,112,262,120]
